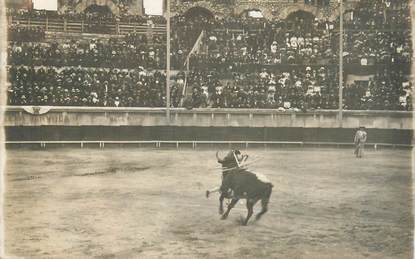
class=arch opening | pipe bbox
[184,6,214,20]
[286,10,316,22]
[284,10,317,32]
[75,0,120,16]
[84,4,113,15]
[239,9,265,19]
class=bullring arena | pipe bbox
[4,146,413,258]
[2,0,415,258]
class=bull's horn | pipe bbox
[216,150,224,162]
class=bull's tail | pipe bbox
[264,182,273,197]
[256,183,273,221]
[264,183,273,200]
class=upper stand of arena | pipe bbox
[4,0,413,149]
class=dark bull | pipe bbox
[211,150,273,226]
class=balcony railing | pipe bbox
[9,16,166,35]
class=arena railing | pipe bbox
[3,140,412,149]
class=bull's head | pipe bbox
[216,150,245,167]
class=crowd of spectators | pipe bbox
[7,7,165,34]
[172,0,412,69]
[8,66,167,107]
[7,6,169,107]
[170,72,186,107]
[186,65,412,111]
[344,0,410,30]
[8,24,45,42]
[344,31,411,65]
[341,0,412,110]
[171,15,211,68]
[171,13,338,70]
[175,0,412,111]
[344,68,412,111]
[8,36,166,70]
[343,0,411,66]
[7,8,166,24]
[5,0,413,110]
[186,66,338,110]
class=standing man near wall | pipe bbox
[354,126,368,158]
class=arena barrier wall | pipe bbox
[4,126,413,145]
[2,106,413,146]
[3,106,413,129]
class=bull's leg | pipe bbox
[255,199,269,221]
[218,193,225,215]
[243,199,256,226]
[221,198,239,220]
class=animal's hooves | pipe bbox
[242,222,248,226]
[205,191,210,198]
[221,215,227,220]
[219,208,224,215]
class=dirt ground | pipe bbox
[3,147,414,259]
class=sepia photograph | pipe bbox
[0,0,413,258]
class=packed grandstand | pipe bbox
[6,0,412,111]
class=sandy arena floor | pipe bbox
[3,147,414,259]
